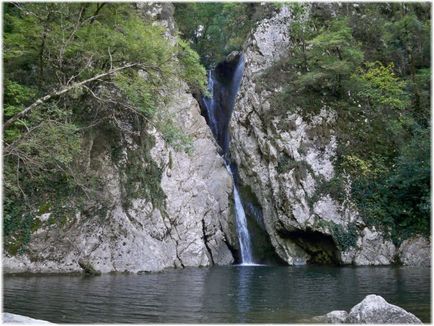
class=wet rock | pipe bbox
[226,51,241,63]
[398,236,431,266]
[78,258,101,276]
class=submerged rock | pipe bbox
[312,294,422,324]
[3,313,52,324]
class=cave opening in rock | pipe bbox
[279,228,341,265]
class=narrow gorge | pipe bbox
[200,53,255,265]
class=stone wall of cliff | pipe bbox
[4,3,237,274]
[230,5,429,266]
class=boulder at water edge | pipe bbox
[312,294,422,324]
[346,294,422,323]
[398,236,431,266]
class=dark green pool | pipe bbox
[3,265,431,323]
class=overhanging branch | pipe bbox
[3,63,139,130]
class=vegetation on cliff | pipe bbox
[3,2,430,257]
[3,3,205,254]
[261,3,430,243]
[174,3,275,67]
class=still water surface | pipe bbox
[3,265,431,323]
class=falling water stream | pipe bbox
[201,54,254,265]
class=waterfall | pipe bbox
[233,183,254,264]
[201,53,254,265]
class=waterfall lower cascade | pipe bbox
[201,53,254,265]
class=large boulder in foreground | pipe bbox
[312,294,422,324]
[346,295,422,324]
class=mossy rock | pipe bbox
[78,259,101,276]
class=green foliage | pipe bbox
[296,18,364,96]
[174,3,270,67]
[176,38,207,92]
[276,154,312,184]
[310,175,347,206]
[341,155,372,177]
[114,72,157,118]
[353,62,409,109]
[4,80,37,141]
[157,117,193,153]
[121,136,166,209]
[261,3,430,242]
[3,3,203,253]
[331,223,358,251]
[344,120,430,245]
[316,220,358,251]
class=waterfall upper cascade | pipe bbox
[201,53,254,265]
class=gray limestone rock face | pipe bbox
[231,4,363,265]
[230,4,426,266]
[346,294,422,324]
[352,228,396,265]
[3,82,235,274]
[398,236,431,266]
[3,5,235,274]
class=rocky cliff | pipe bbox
[4,3,236,274]
[230,5,430,266]
[4,3,429,272]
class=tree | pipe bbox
[3,3,206,253]
[296,18,364,96]
[260,3,430,242]
[174,3,260,67]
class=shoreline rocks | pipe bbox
[311,294,422,324]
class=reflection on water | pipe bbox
[3,265,431,323]
[236,266,252,321]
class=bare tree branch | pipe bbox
[89,3,106,24]
[4,63,139,129]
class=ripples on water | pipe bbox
[3,265,431,323]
